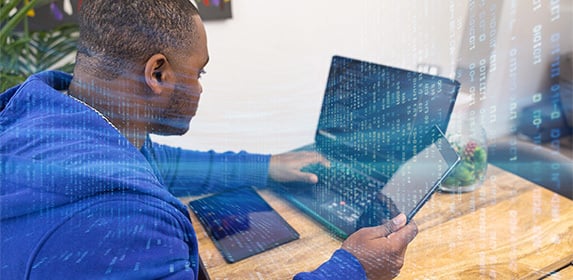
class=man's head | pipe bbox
[72,0,209,139]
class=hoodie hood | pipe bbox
[0,71,185,219]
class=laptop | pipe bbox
[273,55,461,238]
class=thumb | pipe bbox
[370,213,407,239]
[297,171,319,184]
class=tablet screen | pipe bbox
[377,130,461,222]
[189,187,299,263]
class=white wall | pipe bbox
[153,0,469,154]
[479,0,573,139]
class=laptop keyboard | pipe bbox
[301,163,383,208]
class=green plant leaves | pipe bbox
[1,0,78,92]
[442,142,488,188]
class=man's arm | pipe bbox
[293,249,367,280]
[146,140,328,197]
[145,140,271,196]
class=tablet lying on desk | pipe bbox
[189,187,299,263]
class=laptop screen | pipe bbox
[315,56,460,179]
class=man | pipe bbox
[0,1,418,279]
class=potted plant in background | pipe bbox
[1,0,79,92]
[440,124,488,193]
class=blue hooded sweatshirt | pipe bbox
[0,71,366,279]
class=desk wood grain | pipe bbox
[183,165,573,280]
[396,166,573,279]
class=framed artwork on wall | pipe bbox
[19,0,81,31]
[195,0,233,21]
[20,0,231,32]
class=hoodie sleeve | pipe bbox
[145,140,271,197]
[293,249,367,280]
[27,199,199,280]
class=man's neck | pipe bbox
[68,74,149,149]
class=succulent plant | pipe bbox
[443,139,488,188]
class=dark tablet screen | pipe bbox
[189,187,299,263]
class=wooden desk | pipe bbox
[183,165,573,279]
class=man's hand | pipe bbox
[341,214,418,280]
[268,151,329,184]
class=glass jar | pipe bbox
[440,124,488,192]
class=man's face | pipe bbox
[154,16,209,135]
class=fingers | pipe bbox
[388,219,418,246]
[300,151,330,167]
[297,152,329,184]
[362,213,407,239]
[297,171,319,184]
[315,153,330,168]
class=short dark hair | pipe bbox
[76,0,200,80]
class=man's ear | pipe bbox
[144,54,175,95]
